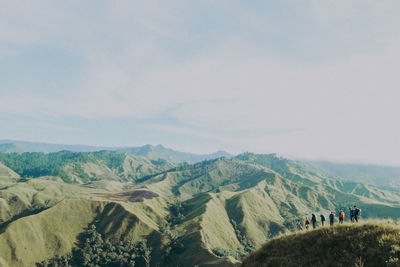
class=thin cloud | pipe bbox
[1,1,400,164]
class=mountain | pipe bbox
[118,144,232,163]
[300,160,400,189]
[0,150,174,183]
[242,221,400,266]
[0,143,24,153]
[0,152,399,266]
[0,140,112,153]
[0,140,232,163]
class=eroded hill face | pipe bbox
[0,153,399,266]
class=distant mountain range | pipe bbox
[1,140,399,188]
[0,140,232,163]
[300,160,400,189]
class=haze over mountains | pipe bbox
[1,140,399,188]
[0,140,232,163]
[0,144,399,266]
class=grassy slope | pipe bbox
[0,153,400,266]
[0,200,108,266]
[0,162,19,179]
[0,198,163,266]
[0,178,107,225]
[136,155,400,265]
[0,162,19,189]
[242,221,400,267]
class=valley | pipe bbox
[0,149,399,266]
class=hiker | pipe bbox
[320,214,326,226]
[339,210,345,224]
[311,214,317,229]
[305,217,310,230]
[349,207,354,222]
[297,220,303,231]
[354,206,361,222]
[329,212,335,226]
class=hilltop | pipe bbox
[242,221,400,267]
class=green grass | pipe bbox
[0,153,400,266]
[242,220,400,267]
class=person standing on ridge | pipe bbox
[329,212,335,226]
[305,217,310,230]
[349,207,354,223]
[354,206,361,222]
[320,214,326,226]
[339,210,345,224]
[297,220,303,231]
[311,214,317,229]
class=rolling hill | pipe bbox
[0,152,399,266]
[0,150,174,183]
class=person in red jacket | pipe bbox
[339,210,345,224]
[305,217,310,230]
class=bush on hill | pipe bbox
[36,224,152,267]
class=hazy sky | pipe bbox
[1,0,400,165]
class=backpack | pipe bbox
[305,219,310,225]
[339,211,345,219]
[321,215,326,221]
[355,208,360,216]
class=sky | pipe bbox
[1,0,400,165]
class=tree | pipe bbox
[139,241,152,267]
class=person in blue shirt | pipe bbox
[354,206,361,222]
[329,212,335,226]
[320,214,326,226]
[349,207,354,222]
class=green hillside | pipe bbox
[0,140,232,163]
[0,153,399,266]
[0,151,174,183]
[242,221,400,267]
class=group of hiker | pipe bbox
[297,206,361,230]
